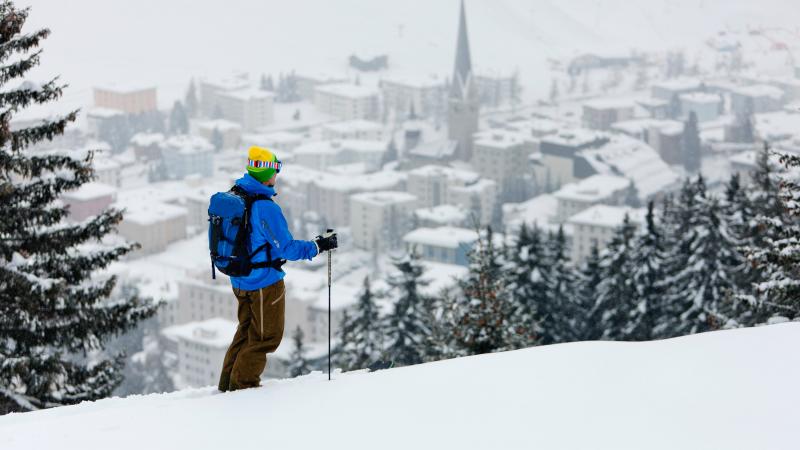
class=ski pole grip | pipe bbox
[323,228,335,238]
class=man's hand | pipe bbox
[314,231,338,253]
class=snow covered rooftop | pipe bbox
[86,107,124,118]
[162,318,237,349]
[62,182,117,202]
[754,111,800,141]
[93,83,155,94]
[542,128,607,148]
[350,191,416,206]
[680,92,722,104]
[578,135,679,198]
[651,78,702,92]
[403,226,479,249]
[117,200,187,226]
[130,132,165,147]
[414,204,469,225]
[566,204,646,228]
[315,83,378,99]
[554,175,631,203]
[162,135,214,154]
[294,139,385,156]
[411,164,479,184]
[6,323,797,450]
[381,73,444,89]
[196,119,242,132]
[473,129,528,149]
[611,118,683,136]
[220,88,275,101]
[732,84,784,99]
[502,193,559,233]
[322,119,383,134]
[582,97,636,110]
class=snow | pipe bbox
[350,191,416,206]
[582,97,636,110]
[553,174,631,203]
[117,201,186,226]
[162,318,237,349]
[567,204,646,228]
[61,182,117,201]
[315,83,379,99]
[2,323,799,450]
[732,84,785,100]
[680,92,722,105]
[754,111,800,142]
[196,119,242,132]
[502,193,560,233]
[130,132,165,147]
[403,226,479,249]
[473,129,528,149]
[322,119,383,134]
[414,204,468,226]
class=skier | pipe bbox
[217,146,338,392]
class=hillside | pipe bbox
[1,323,798,450]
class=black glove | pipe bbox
[314,231,338,252]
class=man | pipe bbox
[218,146,337,392]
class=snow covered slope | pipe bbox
[2,323,799,450]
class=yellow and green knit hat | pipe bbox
[246,146,282,182]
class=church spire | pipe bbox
[450,0,473,100]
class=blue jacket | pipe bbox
[229,173,318,291]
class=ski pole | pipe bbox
[324,228,334,381]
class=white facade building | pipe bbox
[160,135,214,180]
[567,205,646,264]
[350,191,417,252]
[403,226,478,266]
[679,92,722,122]
[195,119,242,150]
[162,318,236,388]
[293,140,386,172]
[322,120,384,141]
[380,75,443,118]
[216,88,275,131]
[553,174,631,223]
[473,129,537,202]
[314,84,379,121]
[116,201,187,257]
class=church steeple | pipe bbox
[447,0,479,161]
[450,0,473,100]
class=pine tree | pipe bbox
[573,243,602,340]
[505,223,547,343]
[629,201,666,340]
[451,227,524,355]
[666,189,746,334]
[543,226,577,343]
[168,100,189,135]
[381,137,398,166]
[0,3,157,413]
[211,127,223,151]
[682,111,701,173]
[590,215,638,340]
[743,151,800,322]
[624,181,642,208]
[335,277,383,371]
[184,79,198,118]
[383,251,432,367]
[288,326,311,377]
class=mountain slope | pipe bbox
[1,323,799,450]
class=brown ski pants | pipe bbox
[218,280,286,391]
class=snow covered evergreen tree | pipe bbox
[629,201,666,340]
[451,227,524,355]
[504,223,547,343]
[543,226,578,343]
[743,151,800,322]
[573,243,602,340]
[184,78,198,117]
[383,251,432,367]
[168,100,188,135]
[590,215,637,340]
[210,127,223,151]
[288,326,311,378]
[335,277,383,371]
[0,2,157,413]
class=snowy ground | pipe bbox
[1,323,798,450]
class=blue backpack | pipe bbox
[207,185,285,279]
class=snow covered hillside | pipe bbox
[2,323,798,450]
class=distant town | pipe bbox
[17,2,800,393]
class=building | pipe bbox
[86,107,125,138]
[93,85,157,114]
[216,88,274,131]
[160,135,214,180]
[350,191,417,253]
[651,78,702,101]
[611,118,684,165]
[472,129,536,202]
[403,226,478,266]
[162,318,236,388]
[130,132,165,162]
[637,98,671,120]
[176,277,237,325]
[413,204,469,228]
[476,71,515,107]
[679,92,722,122]
[575,135,680,200]
[314,84,379,121]
[195,119,243,150]
[553,175,631,223]
[242,131,304,153]
[567,205,645,264]
[295,72,348,101]
[306,170,407,227]
[293,140,386,172]
[582,99,635,131]
[731,84,785,115]
[538,129,609,189]
[406,164,496,226]
[116,201,187,257]
[321,120,384,141]
[61,182,117,222]
[381,75,444,118]
[447,0,480,161]
[447,178,498,227]
[199,75,250,117]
